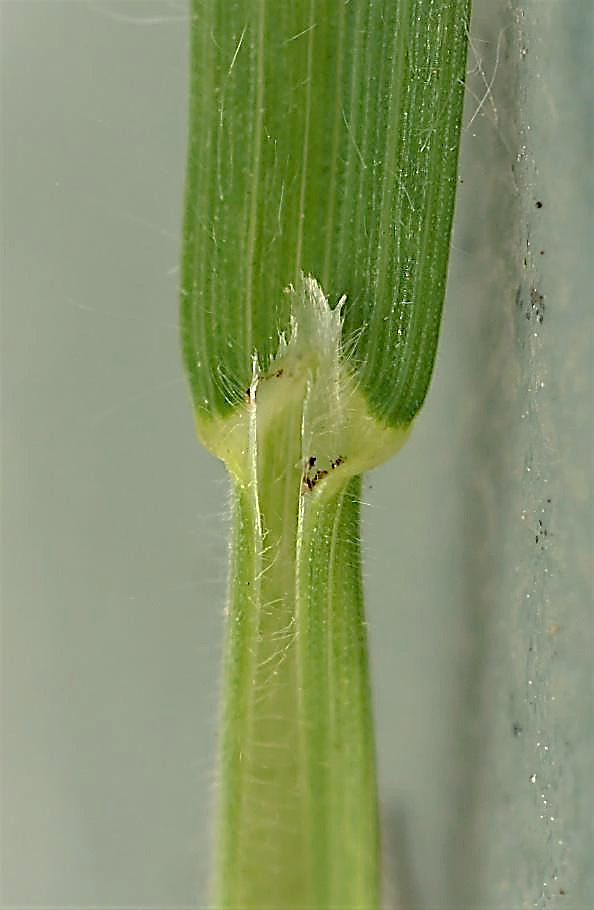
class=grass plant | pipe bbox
[179,2,470,906]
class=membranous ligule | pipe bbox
[196,274,411,497]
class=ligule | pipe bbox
[196,275,410,483]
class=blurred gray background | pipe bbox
[1,1,591,908]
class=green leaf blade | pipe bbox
[181,0,470,430]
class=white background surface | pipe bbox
[1,1,591,907]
